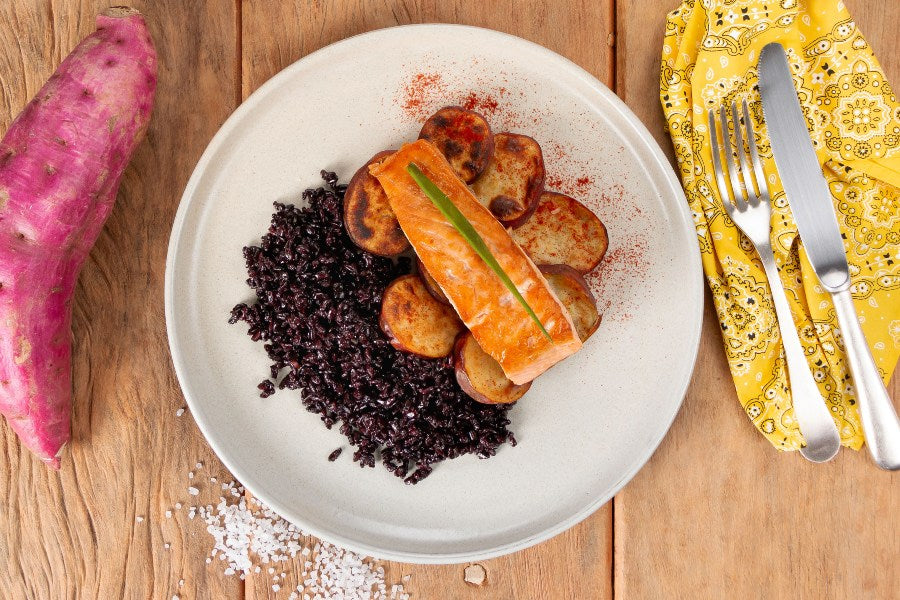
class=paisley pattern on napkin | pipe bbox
[661,0,900,451]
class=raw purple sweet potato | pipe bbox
[0,8,157,468]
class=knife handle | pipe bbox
[831,288,900,470]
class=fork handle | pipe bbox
[757,245,841,462]
[830,289,900,470]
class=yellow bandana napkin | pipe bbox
[661,0,900,451]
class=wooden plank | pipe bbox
[4,0,893,598]
[241,0,613,95]
[240,1,613,598]
[614,1,900,598]
[0,1,242,598]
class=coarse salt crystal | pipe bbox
[164,543,170,549]
[175,408,185,417]
[191,476,407,598]
[188,472,194,479]
[195,462,203,469]
[172,595,179,600]
[165,510,172,518]
[135,516,144,523]
[188,487,199,496]
[464,563,487,586]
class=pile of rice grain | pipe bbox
[230,172,516,483]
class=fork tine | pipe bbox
[743,99,770,201]
[732,101,759,207]
[708,109,735,212]
[718,105,747,210]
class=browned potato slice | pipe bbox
[454,332,531,404]
[471,132,545,227]
[512,191,609,274]
[539,265,601,342]
[416,257,450,305]
[380,275,463,358]
[419,106,494,183]
[343,151,410,256]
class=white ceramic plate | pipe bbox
[165,25,702,563]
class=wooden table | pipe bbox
[1,1,897,598]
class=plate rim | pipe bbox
[164,23,704,564]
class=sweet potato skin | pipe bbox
[0,8,157,468]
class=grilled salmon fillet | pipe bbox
[370,139,581,384]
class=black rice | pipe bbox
[229,171,516,483]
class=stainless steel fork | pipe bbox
[708,100,840,463]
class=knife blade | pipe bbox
[759,42,900,470]
[758,43,850,292]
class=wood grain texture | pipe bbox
[241,0,613,96]
[240,2,614,599]
[614,1,900,598]
[0,1,241,598]
[0,0,897,599]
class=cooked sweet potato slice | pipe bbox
[454,332,531,404]
[419,106,494,183]
[471,132,545,227]
[380,275,463,358]
[512,191,608,273]
[343,150,410,256]
[416,257,449,305]
[539,265,601,342]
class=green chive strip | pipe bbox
[406,163,552,341]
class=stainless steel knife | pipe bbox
[759,42,900,470]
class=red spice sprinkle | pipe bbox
[598,239,648,276]
[544,172,594,197]
[575,176,593,190]
[448,115,484,145]
[401,72,447,120]
[545,175,564,189]
[546,142,569,162]
[462,91,500,116]
[586,233,650,323]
